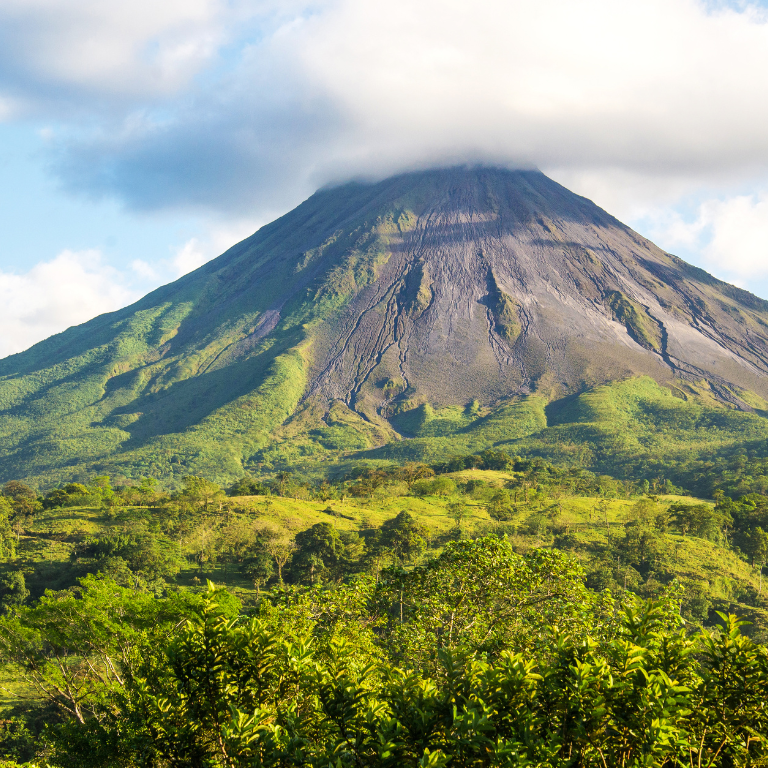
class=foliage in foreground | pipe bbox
[130,599,768,768]
[1,538,766,766]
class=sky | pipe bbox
[2,0,768,357]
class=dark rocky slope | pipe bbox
[307,168,768,417]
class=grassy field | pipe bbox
[2,470,765,639]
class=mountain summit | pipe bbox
[305,168,768,409]
[3,166,768,484]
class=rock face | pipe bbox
[307,167,768,417]
[2,165,768,483]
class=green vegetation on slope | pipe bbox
[606,290,662,351]
[488,270,521,343]
[0,186,420,487]
[247,377,768,503]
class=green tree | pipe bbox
[0,499,16,560]
[178,476,224,513]
[1,481,40,518]
[240,545,273,592]
[289,522,344,584]
[1,482,35,502]
[265,537,295,584]
[670,502,722,540]
[6,544,768,766]
[398,463,434,485]
[88,476,115,509]
[680,578,712,622]
[76,531,182,585]
[0,575,218,726]
[478,448,515,470]
[447,500,468,528]
[136,476,158,498]
[42,484,88,510]
[273,471,292,497]
[374,538,608,668]
[741,525,768,567]
[228,475,269,497]
[219,518,257,570]
[232,527,277,588]
[430,476,457,497]
[339,529,365,570]
[618,520,669,576]
[487,489,515,521]
[187,521,220,573]
[378,511,427,564]
[0,573,28,613]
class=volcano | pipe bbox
[3,166,768,485]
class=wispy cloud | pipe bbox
[0,0,234,114]
[172,238,207,276]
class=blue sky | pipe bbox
[0,124,200,272]
[1,0,768,356]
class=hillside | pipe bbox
[3,468,766,638]
[3,167,768,485]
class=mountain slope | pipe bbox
[3,166,768,486]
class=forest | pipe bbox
[0,449,766,765]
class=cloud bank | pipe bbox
[5,0,764,216]
[3,0,768,353]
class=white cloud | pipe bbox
[170,216,264,276]
[20,0,768,221]
[0,0,233,109]
[628,189,768,290]
[0,95,19,121]
[130,259,159,280]
[701,195,768,279]
[205,217,266,256]
[0,250,137,357]
[172,238,207,276]
[287,0,768,181]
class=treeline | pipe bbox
[341,450,682,499]
[1,450,767,615]
[21,449,678,509]
[244,447,768,508]
[0,473,437,606]
[0,539,766,766]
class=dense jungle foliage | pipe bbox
[0,544,767,767]
[0,449,766,764]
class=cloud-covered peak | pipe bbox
[4,0,761,217]
[4,0,768,355]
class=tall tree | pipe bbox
[289,523,344,584]
[377,511,427,565]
